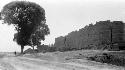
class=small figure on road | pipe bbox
[14,51,16,55]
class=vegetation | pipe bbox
[0,1,124,68]
[24,44,56,53]
[0,1,50,54]
[54,20,125,51]
[87,52,125,66]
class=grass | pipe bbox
[52,50,125,67]
[87,51,125,66]
[23,50,125,67]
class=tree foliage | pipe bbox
[1,1,50,53]
[54,20,125,51]
[29,23,50,47]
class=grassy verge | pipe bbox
[87,52,125,66]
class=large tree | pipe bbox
[1,1,50,53]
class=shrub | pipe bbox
[87,53,125,66]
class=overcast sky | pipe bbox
[0,0,125,52]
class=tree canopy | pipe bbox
[54,20,125,51]
[1,1,50,53]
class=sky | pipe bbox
[0,0,125,52]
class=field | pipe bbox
[0,50,124,70]
[24,50,125,68]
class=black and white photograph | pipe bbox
[0,0,124,70]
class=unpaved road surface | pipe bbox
[0,55,124,70]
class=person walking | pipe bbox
[14,51,16,56]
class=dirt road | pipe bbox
[0,56,124,70]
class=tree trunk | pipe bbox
[21,45,24,54]
[32,46,35,53]
[110,26,113,50]
[33,46,34,50]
